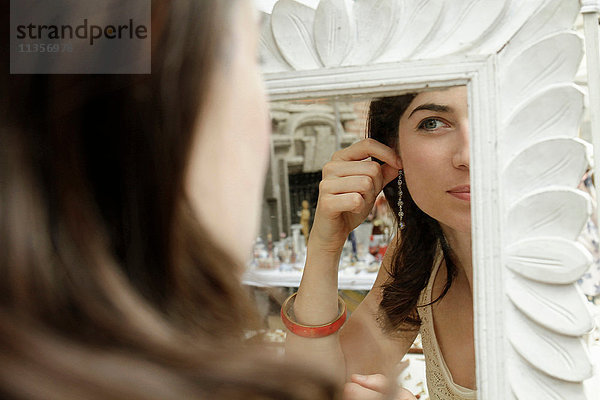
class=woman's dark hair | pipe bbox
[367,94,457,333]
[0,1,337,399]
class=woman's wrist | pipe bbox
[306,227,346,257]
[295,247,342,325]
[281,293,347,338]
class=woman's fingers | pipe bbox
[319,176,376,203]
[350,374,388,392]
[309,138,401,244]
[318,192,366,215]
[322,161,385,193]
[319,139,402,209]
[343,382,384,400]
[397,388,418,400]
[348,374,418,400]
[332,138,402,169]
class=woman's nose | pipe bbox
[452,123,470,169]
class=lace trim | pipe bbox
[417,252,477,400]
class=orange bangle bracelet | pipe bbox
[280,293,347,338]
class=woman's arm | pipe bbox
[340,237,418,378]
[285,139,416,383]
[286,237,418,383]
[285,241,346,384]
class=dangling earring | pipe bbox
[398,170,405,230]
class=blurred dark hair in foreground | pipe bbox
[0,1,337,398]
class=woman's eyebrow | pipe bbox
[408,103,452,118]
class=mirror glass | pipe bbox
[246,86,478,396]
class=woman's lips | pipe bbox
[447,185,470,201]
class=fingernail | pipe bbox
[352,374,366,382]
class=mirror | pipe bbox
[248,0,598,398]
[254,88,472,397]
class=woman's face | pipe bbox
[397,86,471,233]
[187,0,270,265]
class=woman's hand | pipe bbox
[343,374,417,400]
[309,139,401,253]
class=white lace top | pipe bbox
[417,253,477,400]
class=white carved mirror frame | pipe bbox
[259,0,598,398]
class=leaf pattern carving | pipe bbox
[345,0,403,64]
[506,238,593,284]
[508,347,588,400]
[271,0,321,70]
[507,275,594,336]
[262,0,576,71]
[259,13,292,73]
[500,0,580,64]
[376,0,444,63]
[503,138,588,201]
[508,307,593,382]
[414,0,510,58]
[507,189,590,242]
[500,32,583,115]
[500,84,584,165]
[313,0,354,67]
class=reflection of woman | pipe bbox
[0,1,336,399]
[285,87,475,399]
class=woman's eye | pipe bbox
[418,118,446,131]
